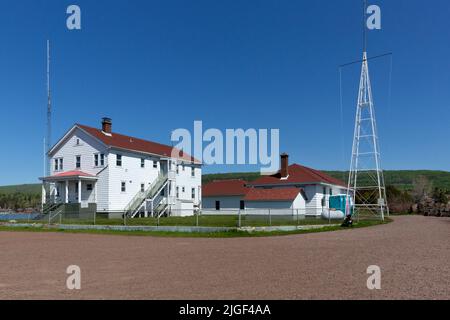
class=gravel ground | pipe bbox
[0,215,448,300]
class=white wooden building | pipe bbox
[202,154,348,217]
[40,118,202,218]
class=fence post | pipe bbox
[59,212,62,225]
[238,209,241,228]
[297,209,299,226]
[93,212,96,225]
[196,212,199,227]
[269,209,271,226]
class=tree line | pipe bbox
[0,192,41,211]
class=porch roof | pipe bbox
[40,170,98,182]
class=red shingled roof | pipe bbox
[77,124,200,163]
[250,164,346,187]
[243,188,302,202]
[53,170,95,177]
[202,179,249,197]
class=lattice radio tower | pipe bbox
[346,0,389,220]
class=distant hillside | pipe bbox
[323,170,450,191]
[1,170,449,195]
[0,184,41,195]
[203,170,450,191]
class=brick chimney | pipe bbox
[280,153,289,178]
[102,117,112,134]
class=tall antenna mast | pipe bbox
[346,1,389,221]
[46,40,51,176]
[363,0,367,53]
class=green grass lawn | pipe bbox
[0,218,391,238]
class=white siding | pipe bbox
[245,193,306,214]
[174,164,202,206]
[96,166,109,211]
[50,128,107,176]
[304,185,322,215]
[107,150,161,212]
[48,127,202,215]
[173,201,194,217]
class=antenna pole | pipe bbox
[363,0,367,53]
[46,40,51,177]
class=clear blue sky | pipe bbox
[0,0,449,185]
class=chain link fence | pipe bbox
[2,207,347,228]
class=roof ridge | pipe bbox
[77,124,173,150]
[76,123,200,163]
[304,165,345,186]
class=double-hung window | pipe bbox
[54,158,63,171]
[191,188,195,199]
[76,156,81,169]
[116,154,122,167]
[94,153,105,167]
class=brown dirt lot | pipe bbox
[0,215,448,300]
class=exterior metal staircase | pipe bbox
[124,173,169,218]
[40,203,64,222]
[42,202,62,214]
[154,198,168,218]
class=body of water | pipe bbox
[0,213,40,220]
